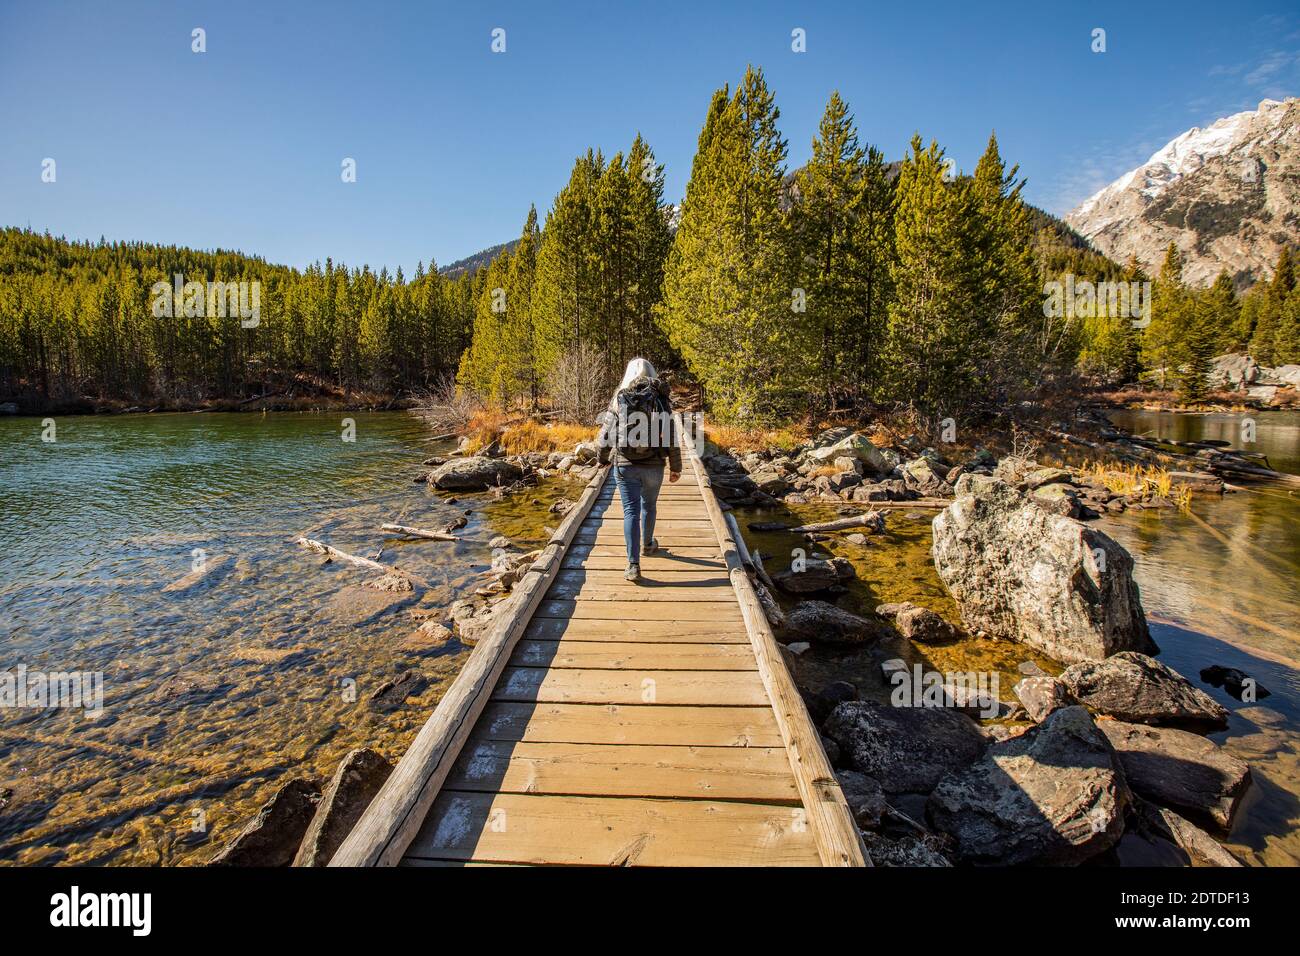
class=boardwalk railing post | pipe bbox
[679,415,870,867]
[329,464,611,866]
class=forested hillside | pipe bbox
[0,229,481,407]
[4,66,1297,418]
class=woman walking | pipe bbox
[597,358,682,581]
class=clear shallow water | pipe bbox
[0,411,572,865]
[740,408,1300,866]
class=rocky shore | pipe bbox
[704,425,1260,867]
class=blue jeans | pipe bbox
[614,463,665,565]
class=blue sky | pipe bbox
[1,0,1297,274]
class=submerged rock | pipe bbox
[293,748,393,867]
[931,476,1156,663]
[824,699,987,795]
[783,601,881,644]
[1099,720,1251,830]
[430,456,523,491]
[772,556,856,594]
[368,669,429,713]
[1200,664,1271,701]
[208,778,321,867]
[875,601,959,644]
[1058,652,1229,732]
[926,706,1130,865]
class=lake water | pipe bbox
[0,411,573,865]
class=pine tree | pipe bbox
[658,67,804,423]
[1142,243,1187,389]
[881,135,986,417]
[968,132,1040,394]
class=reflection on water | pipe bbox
[740,408,1300,866]
[0,411,572,865]
[1103,408,1300,865]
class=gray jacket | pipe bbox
[596,377,683,473]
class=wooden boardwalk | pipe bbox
[332,430,866,867]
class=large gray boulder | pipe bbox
[926,706,1130,865]
[1058,652,1229,732]
[208,778,321,866]
[430,456,523,490]
[1099,720,1250,830]
[823,699,987,795]
[808,433,888,474]
[931,476,1156,664]
[294,748,394,866]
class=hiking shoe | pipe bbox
[642,538,658,556]
[624,564,641,582]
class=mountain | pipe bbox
[438,240,519,277]
[1066,98,1300,288]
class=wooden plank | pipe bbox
[491,666,770,706]
[554,568,732,587]
[522,618,749,643]
[327,466,612,867]
[546,582,739,602]
[536,599,743,621]
[573,544,723,559]
[575,532,720,542]
[446,740,798,802]
[476,702,784,747]
[510,639,757,671]
[403,792,821,866]
[561,555,726,571]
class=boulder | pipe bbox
[783,601,882,644]
[926,706,1130,865]
[835,770,889,830]
[803,680,860,724]
[749,470,789,496]
[293,749,394,866]
[1013,676,1073,723]
[208,778,321,866]
[901,457,951,497]
[1098,720,1251,830]
[823,699,987,795]
[1139,802,1244,867]
[1058,652,1229,731]
[430,456,524,491]
[1022,466,1074,490]
[1169,471,1225,495]
[931,477,1156,664]
[1268,363,1300,388]
[1210,353,1260,390]
[875,601,958,644]
[772,557,856,594]
[808,433,888,474]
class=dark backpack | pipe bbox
[615,381,668,461]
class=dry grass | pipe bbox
[706,423,808,454]
[499,420,598,455]
[1081,461,1192,510]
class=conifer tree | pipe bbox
[659,67,804,422]
[1142,243,1187,389]
[881,135,986,417]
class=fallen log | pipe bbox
[725,513,785,631]
[788,511,885,534]
[380,522,458,542]
[296,537,389,572]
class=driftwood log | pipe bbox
[788,511,885,534]
[380,522,458,542]
[296,537,388,571]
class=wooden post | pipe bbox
[329,464,611,867]
[682,418,869,867]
